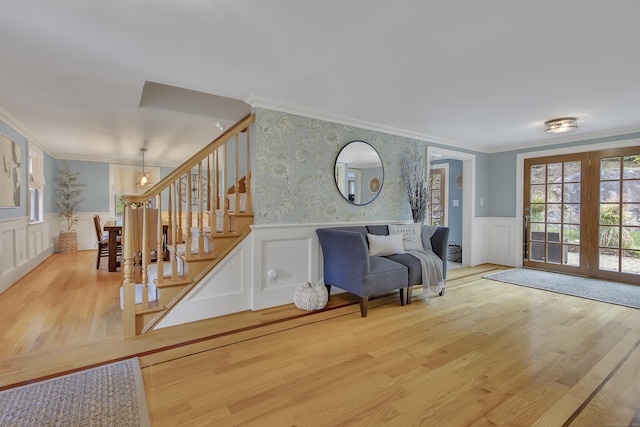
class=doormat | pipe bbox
[484,268,640,309]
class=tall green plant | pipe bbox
[54,161,85,233]
[599,205,633,248]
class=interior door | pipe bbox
[524,147,640,284]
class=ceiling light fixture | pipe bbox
[216,121,225,132]
[136,147,153,188]
[544,117,578,134]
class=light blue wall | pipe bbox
[486,132,640,217]
[54,160,110,212]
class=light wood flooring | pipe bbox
[1,250,639,426]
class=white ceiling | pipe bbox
[2,1,640,167]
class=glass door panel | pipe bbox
[524,155,588,274]
[597,152,640,280]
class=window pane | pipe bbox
[530,164,546,184]
[599,226,619,248]
[623,155,640,179]
[600,204,620,225]
[564,161,581,182]
[530,184,546,203]
[530,204,545,222]
[546,243,563,264]
[622,227,640,250]
[548,163,562,183]
[623,180,640,202]
[622,204,640,226]
[600,181,620,203]
[547,184,562,203]
[547,204,561,223]
[566,245,580,267]
[547,229,561,242]
[115,194,124,216]
[601,157,620,181]
[530,242,544,262]
[563,183,580,203]
[563,204,580,224]
[563,225,580,244]
[599,248,619,272]
[621,250,640,274]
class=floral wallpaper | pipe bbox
[254,108,427,225]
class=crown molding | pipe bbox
[245,95,470,150]
[0,106,34,141]
[485,125,640,154]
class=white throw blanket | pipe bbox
[406,249,445,295]
[405,225,445,294]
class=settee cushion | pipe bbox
[389,223,423,251]
[368,233,405,256]
[385,253,423,286]
[366,224,389,236]
[365,256,408,295]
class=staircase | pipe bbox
[120,114,255,338]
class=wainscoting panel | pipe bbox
[0,214,56,294]
[252,224,322,310]
[155,239,252,329]
[473,217,517,267]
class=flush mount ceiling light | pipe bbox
[544,117,578,134]
[216,121,225,132]
[136,147,153,188]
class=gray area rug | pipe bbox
[484,268,640,309]
[0,358,150,427]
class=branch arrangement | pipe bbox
[401,148,429,223]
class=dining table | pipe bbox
[103,218,169,272]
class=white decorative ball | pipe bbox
[293,282,328,311]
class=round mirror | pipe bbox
[334,141,384,205]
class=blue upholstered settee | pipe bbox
[316,224,449,317]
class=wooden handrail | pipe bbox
[122,113,255,205]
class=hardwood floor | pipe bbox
[1,251,639,426]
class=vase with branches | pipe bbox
[54,161,85,253]
[402,148,429,223]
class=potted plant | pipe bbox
[54,161,85,253]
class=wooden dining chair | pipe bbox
[93,215,110,269]
[93,215,121,269]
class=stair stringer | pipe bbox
[152,233,253,329]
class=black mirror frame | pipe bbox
[334,140,384,206]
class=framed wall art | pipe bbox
[0,134,21,208]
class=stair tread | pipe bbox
[155,278,192,288]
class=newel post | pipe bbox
[122,203,136,338]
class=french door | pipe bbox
[523,147,640,284]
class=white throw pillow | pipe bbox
[367,233,405,256]
[389,223,423,251]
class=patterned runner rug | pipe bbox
[484,268,640,309]
[0,358,150,426]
